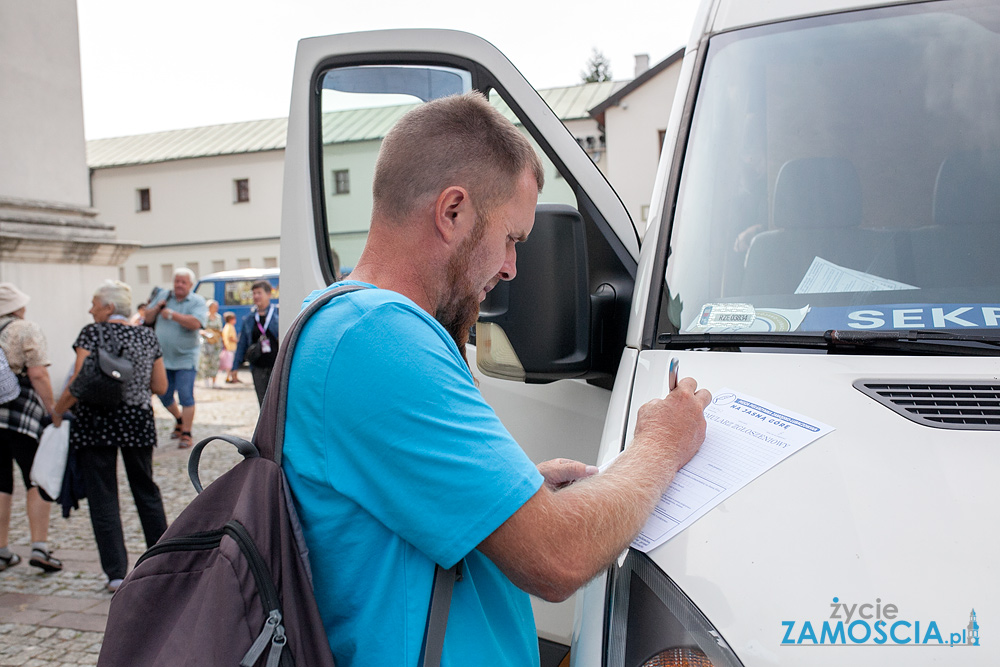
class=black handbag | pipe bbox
[69,324,134,408]
[244,339,263,365]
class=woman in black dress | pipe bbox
[53,280,169,593]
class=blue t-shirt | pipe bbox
[154,292,208,369]
[283,283,544,667]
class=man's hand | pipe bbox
[537,458,599,490]
[631,377,712,475]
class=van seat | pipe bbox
[911,150,1000,288]
[742,157,903,295]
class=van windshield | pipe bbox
[661,0,1000,340]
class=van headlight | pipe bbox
[605,549,743,667]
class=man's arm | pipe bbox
[478,378,711,602]
[160,309,202,331]
[145,298,166,325]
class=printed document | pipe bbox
[631,389,834,552]
[794,256,917,294]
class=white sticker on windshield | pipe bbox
[795,256,918,294]
[691,303,756,330]
[686,304,811,333]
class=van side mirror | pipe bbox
[476,204,620,384]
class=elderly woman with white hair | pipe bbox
[52,280,169,593]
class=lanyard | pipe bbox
[255,305,274,337]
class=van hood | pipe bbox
[624,350,997,665]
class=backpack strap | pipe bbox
[188,434,260,493]
[420,562,462,667]
[252,283,461,665]
[252,283,370,464]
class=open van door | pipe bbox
[280,29,639,653]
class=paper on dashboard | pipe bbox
[794,256,916,294]
[631,389,834,553]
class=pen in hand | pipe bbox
[668,357,679,392]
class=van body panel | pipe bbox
[615,350,999,665]
[713,0,920,33]
[625,48,699,349]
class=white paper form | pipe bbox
[631,389,834,552]
[795,256,916,294]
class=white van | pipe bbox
[281,1,999,665]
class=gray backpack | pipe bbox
[98,285,458,667]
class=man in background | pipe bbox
[233,281,278,405]
[145,268,207,448]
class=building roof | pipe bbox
[87,80,626,169]
[588,48,685,125]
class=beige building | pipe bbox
[590,49,686,237]
[1,0,138,377]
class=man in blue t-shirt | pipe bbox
[283,92,712,666]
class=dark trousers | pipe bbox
[78,445,167,580]
[250,364,273,406]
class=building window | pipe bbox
[212,260,225,273]
[237,258,251,269]
[263,256,278,268]
[137,188,151,212]
[333,169,350,195]
[186,262,199,278]
[118,267,126,282]
[161,264,173,283]
[234,178,250,203]
[137,265,150,284]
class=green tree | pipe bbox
[581,48,612,83]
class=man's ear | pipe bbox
[434,185,473,245]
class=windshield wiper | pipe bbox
[824,329,1000,355]
[656,330,1000,355]
[657,332,829,350]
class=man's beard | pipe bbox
[436,256,481,366]
[436,218,488,366]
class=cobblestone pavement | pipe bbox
[0,371,260,666]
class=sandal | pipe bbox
[29,548,62,573]
[178,431,193,449]
[170,418,184,440]
[0,553,21,572]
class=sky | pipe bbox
[76,0,700,140]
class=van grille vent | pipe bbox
[854,381,1000,430]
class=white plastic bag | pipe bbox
[30,422,70,500]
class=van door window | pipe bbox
[194,282,215,302]
[316,64,582,277]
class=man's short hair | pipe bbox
[174,267,196,284]
[252,280,273,294]
[372,92,544,223]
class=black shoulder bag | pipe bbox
[69,324,135,408]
